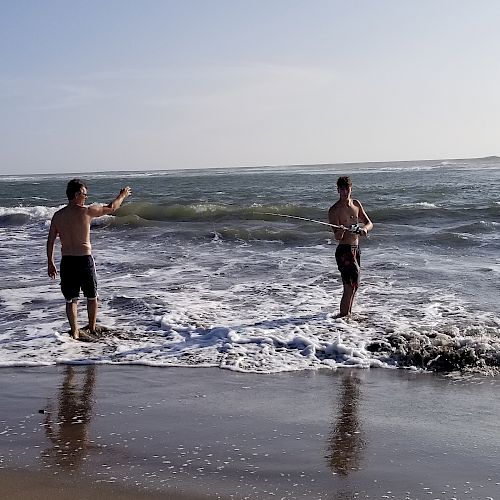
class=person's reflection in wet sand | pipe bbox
[327,371,365,476]
[43,365,96,469]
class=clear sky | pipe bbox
[1,0,499,174]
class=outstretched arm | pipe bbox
[87,187,132,218]
[47,219,58,279]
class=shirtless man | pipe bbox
[328,176,373,318]
[47,179,131,340]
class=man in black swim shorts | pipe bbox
[335,244,361,291]
[328,176,373,318]
[60,255,98,303]
[47,179,131,340]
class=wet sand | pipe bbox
[0,366,499,499]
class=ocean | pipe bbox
[1,158,499,374]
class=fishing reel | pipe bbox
[348,224,364,234]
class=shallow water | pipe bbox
[0,158,499,373]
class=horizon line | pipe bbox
[1,154,498,178]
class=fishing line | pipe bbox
[263,212,363,234]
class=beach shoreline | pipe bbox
[0,365,498,499]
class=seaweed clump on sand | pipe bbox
[366,332,500,374]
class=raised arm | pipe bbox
[87,187,132,218]
[47,218,59,279]
[355,200,373,236]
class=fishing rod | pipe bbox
[263,212,364,234]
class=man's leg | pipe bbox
[66,300,79,339]
[347,288,357,314]
[339,283,355,317]
[87,298,98,333]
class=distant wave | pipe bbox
[0,205,61,226]
[402,202,438,209]
[1,200,498,241]
[116,201,500,227]
[1,156,499,184]
[368,206,449,224]
[451,220,500,234]
[0,213,31,226]
[370,205,499,225]
[116,202,322,223]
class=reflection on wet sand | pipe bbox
[43,365,95,469]
[327,371,365,476]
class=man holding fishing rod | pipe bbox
[265,175,372,317]
[328,176,373,318]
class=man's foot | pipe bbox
[77,331,97,342]
[334,312,350,319]
[83,324,110,337]
[70,329,80,340]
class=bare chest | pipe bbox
[336,204,359,226]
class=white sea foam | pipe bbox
[402,202,438,209]
[1,242,498,373]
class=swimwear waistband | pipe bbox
[61,254,93,259]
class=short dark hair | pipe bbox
[336,176,352,189]
[66,179,87,200]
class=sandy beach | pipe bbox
[0,366,498,499]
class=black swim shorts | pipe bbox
[60,255,98,302]
[335,244,361,290]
